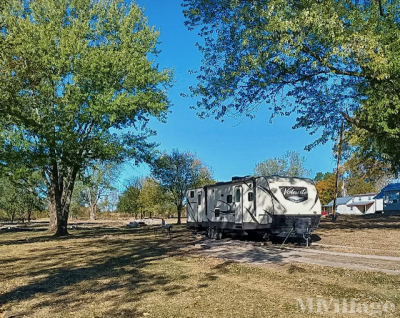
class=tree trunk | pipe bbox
[89,204,97,221]
[48,199,57,231]
[11,210,15,224]
[55,204,69,236]
[89,190,97,221]
[50,163,80,237]
[177,204,182,225]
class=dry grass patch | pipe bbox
[0,222,399,317]
[314,215,400,256]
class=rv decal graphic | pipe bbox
[279,187,308,203]
[186,201,197,222]
[245,206,259,224]
[257,185,287,211]
[214,200,234,214]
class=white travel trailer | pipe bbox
[186,176,321,240]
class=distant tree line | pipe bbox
[1,145,394,223]
[0,149,214,224]
[118,149,214,224]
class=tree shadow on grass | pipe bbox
[0,227,199,316]
[0,225,162,246]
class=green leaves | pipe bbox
[183,0,400,171]
[150,149,214,222]
[253,150,310,178]
[0,0,172,169]
[0,0,172,232]
[0,170,46,222]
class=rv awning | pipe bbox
[346,201,374,207]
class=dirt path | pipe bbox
[192,240,400,275]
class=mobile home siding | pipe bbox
[383,190,400,212]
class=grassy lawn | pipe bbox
[1,222,399,317]
[314,215,400,256]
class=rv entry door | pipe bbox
[234,186,243,224]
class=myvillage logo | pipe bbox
[296,297,396,316]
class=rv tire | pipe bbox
[211,227,217,239]
[216,230,223,240]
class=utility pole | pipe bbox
[332,121,344,222]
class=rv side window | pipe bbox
[198,194,201,205]
[190,191,194,198]
[227,195,232,204]
[248,192,254,201]
[235,189,241,202]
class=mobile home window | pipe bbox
[235,189,241,203]
[190,191,194,198]
[227,194,232,204]
[248,192,254,201]
[198,194,201,205]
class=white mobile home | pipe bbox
[325,194,382,215]
[186,176,321,239]
[345,193,378,215]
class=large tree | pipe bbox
[254,151,310,177]
[314,172,334,183]
[75,162,120,220]
[183,0,400,170]
[151,150,213,224]
[117,177,143,217]
[342,154,393,195]
[0,0,171,235]
[314,172,337,206]
[137,177,164,218]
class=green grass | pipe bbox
[1,222,399,317]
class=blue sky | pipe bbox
[122,0,336,187]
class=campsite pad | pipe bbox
[189,240,400,275]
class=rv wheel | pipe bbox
[207,227,212,238]
[216,230,223,240]
[262,233,270,242]
[211,228,218,239]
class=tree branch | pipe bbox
[378,0,384,17]
[302,45,361,77]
